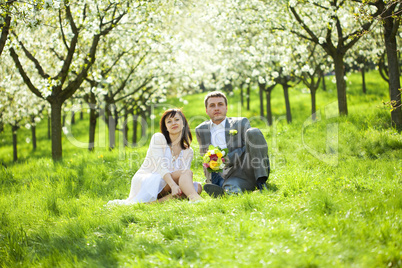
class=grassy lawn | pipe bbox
[1,71,402,267]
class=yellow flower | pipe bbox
[229,129,238,135]
[216,152,223,158]
[209,160,220,170]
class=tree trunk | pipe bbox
[88,105,97,152]
[240,85,244,107]
[107,105,116,150]
[71,111,75,125]
[132,111,138,146]
[384,19,402,130]
[265,89,273,126]
[51,102,63,161]
[333,54,348,115]
[123,112,129,147]
[283,84,292,124]
[258,82,264,118]
[322,73,327,91]
[311,88,317,121]
[12,125,18,162]
[240,84,244,107]
[62,114,66,127]
[109,122,116,150]
[362,65,367,94]
[247,83,251,111]
[48,115,51,139]
[80,102,84,120]
[224,82,233,93]
[141,113,146,138]
[86,91,97,151]
[31,116,37,151]
[200,81,206,92]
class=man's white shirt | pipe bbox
[210,118,227,149]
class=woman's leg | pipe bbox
[171,170,203,202]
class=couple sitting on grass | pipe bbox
[108,91,270,205]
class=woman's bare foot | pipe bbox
[188,194,203,202]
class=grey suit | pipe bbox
[195,117,270,192]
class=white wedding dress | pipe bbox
[107,133,195,205]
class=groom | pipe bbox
[195,91,270,196]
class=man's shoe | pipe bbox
[257,182,269,192]
[257,182,278,192]
[203,184,224,198]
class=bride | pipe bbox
[108,108,203,205]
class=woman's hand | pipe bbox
[162,173,182,197]
[171,185,182,197]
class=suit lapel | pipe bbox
[225,118,231,148]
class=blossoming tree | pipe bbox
[8,1,129,160]
[288,0,379,116]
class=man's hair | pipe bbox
[204,91,228,108]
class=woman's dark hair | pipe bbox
[160,108,192,149]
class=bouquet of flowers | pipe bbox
[202,145,228,173]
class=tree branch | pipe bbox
[378,52,390,82]
[12,32,50,79]
[60,34,100,101]
[288,29,315,42]
[99,9,126,36]
[114,77,154,103]
[289,7,320,44]
[111,52,148,98]
[49,47,64,61]
[312,2,330,10]
[121,86,156,114]
[334,16,344,47]
[344,21,374,51]
[9,47,45,101]
[101,50,128,77]
[60,6,127,101]
[59,9,69,50]
[0,13,11,56]
[111,68,137,99]
[56,5,79,87]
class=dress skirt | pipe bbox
[107,171,199,205]
[126,171,167,203]
[107,171,166,205]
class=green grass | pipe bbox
[1,71,402,267]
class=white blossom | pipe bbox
[272,72,279,78]
[319,37,326,44]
